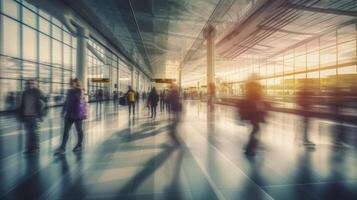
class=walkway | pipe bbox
[0,101,356,199]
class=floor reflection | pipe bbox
[0,101,356,199]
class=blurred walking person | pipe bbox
[167,84,182,146]
[160,90,166,112]
[126,86,136,117]
[18,79,48,154]
[297,80,315,146]
[329,85,347,146]
[148,87,159,119]
[55,78,87,155]
[238,75,266,156]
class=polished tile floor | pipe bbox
[0,100,356,200]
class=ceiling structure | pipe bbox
[60,0,357,84]
[62,0,235,79]
[182,0,357,84]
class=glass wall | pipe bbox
[0,0,150,111]
[217,23,357,108]
[0,0,77,110]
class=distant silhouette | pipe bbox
[160,90,166,112]
[329,85,347,146]
[297,80,315,146]
[147,87,159,119]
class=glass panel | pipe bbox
[2,16,20,57]
[39,81,50,95]
[337,24,355,44]
[338,66,357,88]
[39,17,50,34]
[266,61,274,76]
[63,31,71,45]
[39,64,51,82]
[52,24,61,40]
[0,56,21,78]
[63,45,71,68]
[320,69,336,95]
[52,39,62,66]
[295,54,306,73]
[72,48,77,69]
[307,51,319,70]
[63,70,71,83]
[39,33,50,63]
[72,36,77,48]
[23,7,37,28]
[22,26,37,61]
[52,82,62,94]
[51,17,61,27]
[338,41,356,64]
[2,0,19,19]
[320,47,336,67]
[22,60,37,79]
[276,58,284,76]
[52,67,62,83]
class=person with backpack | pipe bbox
[18,79,48,154]
[55,78,86,155]
[126,86,136,117]
[147,87,159,119]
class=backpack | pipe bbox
[77,99,87,119]
[128,91,135,102]
[75,94,88,120]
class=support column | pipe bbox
[76,27,89,93]
[178,66,182,93]
[204,25,216,110]
[130,66,135,89]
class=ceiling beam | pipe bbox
[284,3,357,17]
[128,0,153,73]
[258,25,317,36]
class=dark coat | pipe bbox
[62,88,82,119]
[18,88,47,119]
[167,89,182,112]
[148,90,159,107]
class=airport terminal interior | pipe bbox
[0,0,357,199]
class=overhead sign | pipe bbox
[91,78,110,83]
[151,78,176,84]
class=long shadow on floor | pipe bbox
[114,146,177,199]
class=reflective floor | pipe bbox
[0,100,357,200]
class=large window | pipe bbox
[0,0,147,111]
[2,16,20,57]
[22,26,37,61]
[0,0,77,110]
[216,23,357,110]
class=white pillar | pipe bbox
[204,25,216,109]
[130,66,134,89]
[178,66,182,93]
[76,27,89,93]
